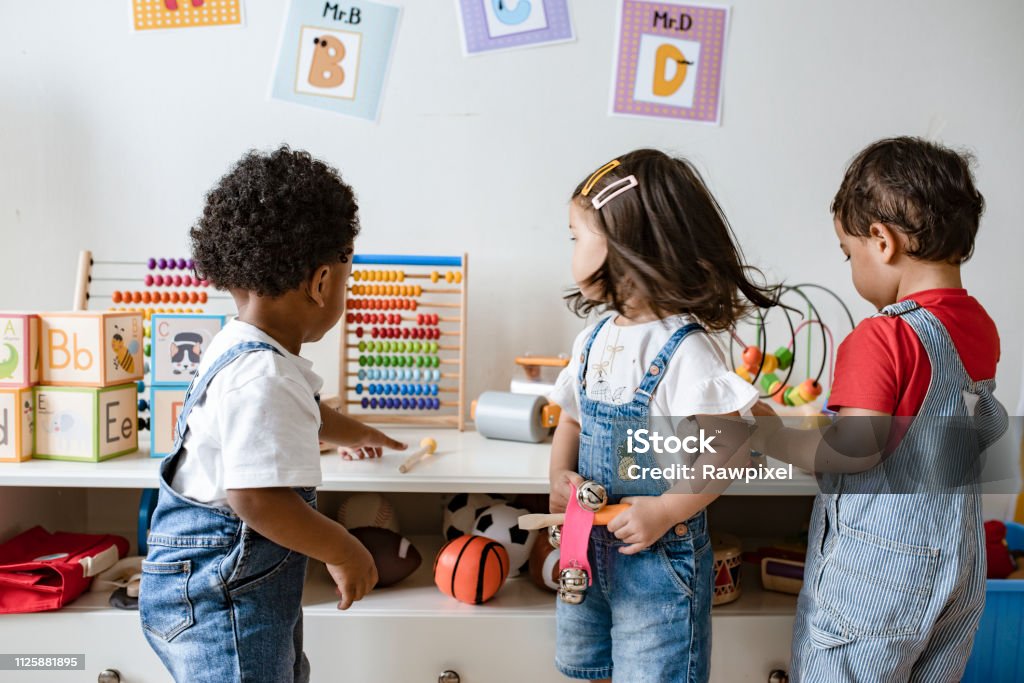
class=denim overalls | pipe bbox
[791,300,1008,682]
[140,342,318,683]
[555,317,714,683]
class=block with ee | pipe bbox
[34,385,138,461]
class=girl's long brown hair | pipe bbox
[567,149,779,331]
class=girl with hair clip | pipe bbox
[547,149,780,683]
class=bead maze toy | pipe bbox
[729,284,856,412]
[339,254,468,430]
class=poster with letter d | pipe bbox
[271,0,401,121]
[611,0,729,125]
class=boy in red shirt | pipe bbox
[754,137,1008,682]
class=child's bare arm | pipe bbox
[549,414,584,514]
[226,487,377,609]
[751,403,890,474]
[319,402,407,456]
[609,412,750,554]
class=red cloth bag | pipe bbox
[0,526,129,614]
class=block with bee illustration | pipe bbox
[0,387,34,462]
[40,312,144,387]
[0,312,40,389]
[150,314,226,386]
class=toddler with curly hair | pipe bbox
[139,146,406,683]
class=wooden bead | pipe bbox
[742,346,761,372]
[760,354,779,374]
[735,366,752,382]
[775,346,794,370]
[797,379,822,402]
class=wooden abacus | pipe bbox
[339,254,468,430]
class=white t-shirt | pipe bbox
[548,314,758,422]
[170,320,324,506]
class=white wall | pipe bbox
[1,0,1022,408]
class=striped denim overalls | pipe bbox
[555,317,714,683]
[140,341,318,683]
[791,300,1008,682]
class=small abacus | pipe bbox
[339,254,468,430]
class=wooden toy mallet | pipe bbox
[398,437,438,473]
[517,504,631,530]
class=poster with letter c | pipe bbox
[611,0,730,125]
[271,0,401,121]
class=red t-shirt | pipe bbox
[828,289,1000,416]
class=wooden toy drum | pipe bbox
[712,535,742,606]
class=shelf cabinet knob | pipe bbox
[768,670,789,683]
[438,670,461,683]
[98,670,121,683]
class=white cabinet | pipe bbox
[0,428,811,683]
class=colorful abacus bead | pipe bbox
[773,384,792,405]
[147,258,157,270]
[760,354,779,374]
[796,379,823,403]
[759,373,782,397]
[775,346,794,371]
[782,386,806,406]
[735,366,752,382]
[742,346,761,372]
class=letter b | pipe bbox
[308,35,346,88]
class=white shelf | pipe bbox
[0,426,818,495]
[60,536,796,620]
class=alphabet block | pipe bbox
[150,314,226,386]
[34,385,138,461]
[0,313,40,388]
[40,312,144,387]
[150,385,186,458]
[0,387,34,462]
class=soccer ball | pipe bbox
[442,493,504,542]
[472,502,536,577]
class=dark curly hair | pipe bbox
[566,149,780,332]
[832,137,984,264]
[190,145,360,297]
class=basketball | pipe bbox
[433,535,509,605]
[337,493,400,533]
[528,533,560,593]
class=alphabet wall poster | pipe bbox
[271,1,401,121]
[457,0,574,55]
[611,1,729,124]
[131,0,244,31]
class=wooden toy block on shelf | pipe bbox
[339,254,468,430]
[150,314,227,385]
[40,312,144,387]
[0,387,34,462]
[150,385,186,458]
[33,385,138,461]
[0,313,40,388]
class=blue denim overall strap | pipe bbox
[140,340,316,683]
[557,316,714,682]
[791,298,1008,683]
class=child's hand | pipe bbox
[749,401,783,454]
[549,470,586,513]
[607,495,678,555]
[338,424,407,460]
[326,534,379,610]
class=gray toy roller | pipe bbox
[472,391,560,443]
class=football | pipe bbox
[528,534,560,593]
[472,502,536,577]
[442,493,504,542]
[348,527,422,588]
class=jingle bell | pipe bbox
[549,524,562,549]
[560,567,588,592]
[576,480,608,512]
[558,588,585,605]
